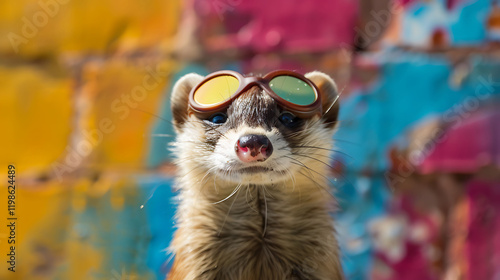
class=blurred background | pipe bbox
[1,0,500,279]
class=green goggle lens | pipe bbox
[194,75,240,106]
[269,75,317,106]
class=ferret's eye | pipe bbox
[279,112,299,128]
[207,113,227,124]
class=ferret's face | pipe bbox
[171,71,339,186]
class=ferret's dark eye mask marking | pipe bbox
[202,107,304,129]
[199,87,307,131]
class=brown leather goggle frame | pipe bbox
[188,70,322,119]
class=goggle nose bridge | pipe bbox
[238,76,269,93]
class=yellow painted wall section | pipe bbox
[77,59,175,169]
[0,65,73,176]
[0,181,71,280]
[0,0,181,57]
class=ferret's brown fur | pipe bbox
[168,71,343,280]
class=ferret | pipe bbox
[167,71,343,280]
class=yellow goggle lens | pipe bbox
[194,75,240,106]
[269,75,316,106]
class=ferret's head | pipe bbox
[171,71,339,186]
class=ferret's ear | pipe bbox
[171,73,204,133]
[305,71,340,129]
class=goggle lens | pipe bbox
[269,75,316,106]
[193,75,240,106]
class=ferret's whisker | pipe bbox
[285,167,301,202]
[290,146,352,158]
[245,185,259,213]
[292,152,339,161]
[285,167,296,192]
[291,153,335,170]
[285,156,316,179]
[300,152,351,176]
[191,120,228,139]
[297,170,336,200]
[139,184,159,209]
[213,183,241,204]
[277,144,351,159]
[177,165,205,180]
[218,186,242,236]
[150,133,174,137]
[200,167,217,186]
[213,171,220,194]
[321,83,344,118]
[290,153,354,189]
[263,185,276,199]
[132,108,173,124]
[261,186,268,237]
[331,138,360,145]
[171,140,207,146]
[291,157,338,186]
[284,126,322,137]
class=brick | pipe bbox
[0,65,73,176]
[74,58,176,170]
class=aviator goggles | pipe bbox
[188,70,322,119]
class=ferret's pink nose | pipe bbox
[235,134,273,163]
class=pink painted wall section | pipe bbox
[465,179,500,280]
[194,0,359,52]
[418,110,500,174]
[371,195,441,280]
